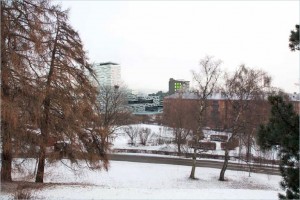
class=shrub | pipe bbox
[123,126,139,146]
[14,189,33,200]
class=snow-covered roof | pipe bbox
[164,92,227,100]
[165,92,300,102]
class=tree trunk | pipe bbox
[189,148,197,179]
[246,134,251,163]
[35,96,51,183]
[35,148,46,183]
[35,25,58,183]
[248,163,251,177]
[177,143,181,155]
[177,134,181,155]
[1,121,12,182]
[238,135,242,161]
[219,148,229,181]
[1,50,12,182]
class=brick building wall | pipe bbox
[163,95,299,130]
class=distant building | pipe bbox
[168,78,190,95]
[127,93,162,114]
[164,92,300,131]
[93,62,121,87]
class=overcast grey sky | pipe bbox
[59,1,299,93]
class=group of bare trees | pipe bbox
[164,56,222,179]
[124,126,152,146]
[163,56,273,181]
[1,0,116,183]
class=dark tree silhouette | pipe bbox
[289,24,299,51]
[257,95,299,199]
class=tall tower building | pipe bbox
[94,62,121,87]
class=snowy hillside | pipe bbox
[0,124,282,199]
[1,159,283,199]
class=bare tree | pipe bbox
[96,85,130,144]
[219,65,271,181]
[236,99,269,176]
[163,93,195,155]
[123,125,140,146]
[189,56,222,179]
[138,128,152,146]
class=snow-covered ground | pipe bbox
[0,124,281,199]
[1,159,283,199]
[114,124,278,160]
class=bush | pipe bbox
[123,126,139,146]
[14,189,33,200]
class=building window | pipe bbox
[174,82,182,91]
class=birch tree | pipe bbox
[219,65,271,181]
[189,56,222,179]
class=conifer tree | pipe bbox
[1,0,51,182]
[35,4,109,183]
[1,0,110,183]
[257,95,299,199]
[289,24,299,51]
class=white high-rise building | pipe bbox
[94,62,121,87]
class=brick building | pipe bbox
[163,92,299,131]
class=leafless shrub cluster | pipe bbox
[123,125,140,146]
[14,189,33,200]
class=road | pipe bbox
[108,153,281,176]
